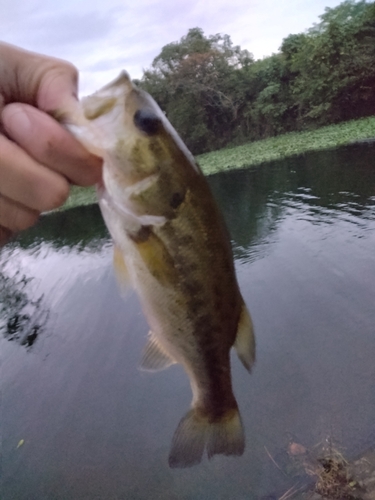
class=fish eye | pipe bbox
[133,109,161,135]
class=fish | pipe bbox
[64,72,255,468]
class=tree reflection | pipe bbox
[0,204,111,348]
[14,203,110,251]
[0,263,49,348]
[208,142,375,262]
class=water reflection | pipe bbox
[13,203,110,251]
[1,142,375,499]
[1,204,111,348]
[209,143,375,263]
[0,261,49,347]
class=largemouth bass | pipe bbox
[65,72,255,468]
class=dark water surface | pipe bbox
[1,144,375,499]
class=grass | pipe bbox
[61,115,375,210]
[197,116,375,175]
[62,184,97,210]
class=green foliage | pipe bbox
[62,185,96,209]
[197,116,375,175]
[284,0,375,126]
[140,27,254,153]
[310,0,370,33]
[138,1,375,155]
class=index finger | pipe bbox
[2,103,102,186]
[0,42,78,112]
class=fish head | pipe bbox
[80,71,200,183]
[73,71,202,218]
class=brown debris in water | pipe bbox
[312,448,363,499]
[266,438,375,500]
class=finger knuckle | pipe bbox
[14,209,39,231]
[59,60,78,85]
[0,226,12,247]
[0,196,39,232]
[46,179,70,210]
[76,157,103,187]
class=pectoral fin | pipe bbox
[234,302,255,372]
[140,331,176,371]
[129,227,178,287]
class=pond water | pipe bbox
[1,143,375,499]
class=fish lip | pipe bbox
[96,178,106,194]
[97,178,116,214]
[96,177,106,199]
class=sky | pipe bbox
[1,0,344,96]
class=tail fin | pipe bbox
[168,408,245,468]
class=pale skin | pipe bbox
[0,42,102,246]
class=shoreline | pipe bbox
[60,116,375,211]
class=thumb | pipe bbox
[37,62,79,114]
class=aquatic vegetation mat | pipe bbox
[197,117,375,175]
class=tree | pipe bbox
[139,2,375,153]
[140,28,254,153]
[288,0,375,125]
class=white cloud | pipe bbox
[26,11,115,47]
[1,0,344,95]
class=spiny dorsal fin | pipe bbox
[234,302,255,372]
[140,331,176,372]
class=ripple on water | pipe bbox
[2,144,375,499]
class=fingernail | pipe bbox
[3,105,31,138]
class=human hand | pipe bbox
[0,42,102,245]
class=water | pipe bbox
[1,144,375,499]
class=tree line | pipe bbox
[137,0,375,155]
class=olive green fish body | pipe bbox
[67,72,255,468]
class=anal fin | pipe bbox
[140,331,176,372]
[113,244,130,297]
[234,302,255,372]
